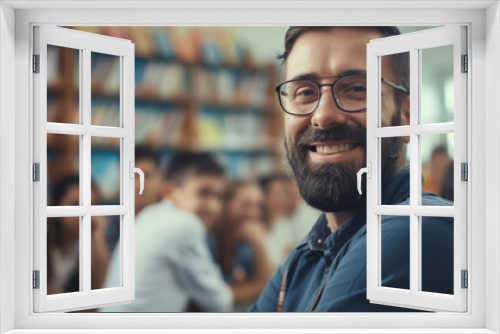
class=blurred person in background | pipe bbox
[422,145,451,196]
[208,181,275,310]
[260,173,295,225]
[100,152,272,312]
[134,146,164,215]
[47,175,109,296]
[259,174,321,266]
[440,160,454,202]
[259,174,296,266]
[287,178,322,244]
[106,146,163,255]
[100,152,229,312]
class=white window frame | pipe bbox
[365,25,468,312]
[32,25,136,313]
[1,1,498,333]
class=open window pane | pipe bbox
[91,137,121,205]
[421,215,454,295]
[91,52,121,127]
[47,134,80,206]
[380,137,410,204]
[34,25,135,313]
[379,52,410,128]
[421,45,454,124]
[47,45,80,124]
[381,215,410,290]
[421,133,454,202]
[92,215,121,290]
[366,25,467,312]
[47,217,81,294]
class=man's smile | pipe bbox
[307,141,362,162]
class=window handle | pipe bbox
[357,162,371,195]
[129,162,144,195]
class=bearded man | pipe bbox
[249,26,454,312]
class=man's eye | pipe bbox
[341,85,367,99]
[349,85,366,93]
[296,88,317,96]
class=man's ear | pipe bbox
[400,95,410,144]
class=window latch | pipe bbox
[129,162,144,195]
[357,162,371,195]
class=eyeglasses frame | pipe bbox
[274,74,409,116]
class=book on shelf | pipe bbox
[217,153,275,179]
[197,107,269,151]
[135,106,184,147]
[152,26,175,59]
[91,102,120,128]
[131,26,157,57]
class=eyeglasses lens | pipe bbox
[278,75,368,114]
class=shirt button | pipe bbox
[318,239,322,244]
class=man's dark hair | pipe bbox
[135,146,159,166]
[277,26,410,113]
[165,151,225,185]
[259,173,291,193]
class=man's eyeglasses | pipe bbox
[275,74,409,116]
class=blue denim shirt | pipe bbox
[248,164,454,312]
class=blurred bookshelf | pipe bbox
[46,26,285,201]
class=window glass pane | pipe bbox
[47,134,80,206]
[381,215,410,290]
[91,52,121,127]
[421,133,454,202]
[92,215,121,290]
[380,52,410,128]
[380,137,410,204]
[47,217,81,294]
[47,45,80,124]
[91,137,121,205]
[421,45,454,124]
[421,215,454,295]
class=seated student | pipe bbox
[259,174,298,266]
[99,152,273,312]
[99,152,230,312]
[208,181,274,310]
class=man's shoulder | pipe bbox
[421,191,454,206]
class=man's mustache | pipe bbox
[295,124,367,148]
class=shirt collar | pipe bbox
[299,164,411,251]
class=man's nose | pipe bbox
[310,86,349,130]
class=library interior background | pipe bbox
[46,26,454,312]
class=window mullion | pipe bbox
[409,47,420,295]
[82,47,92,294]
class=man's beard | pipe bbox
[285,117,401,213]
